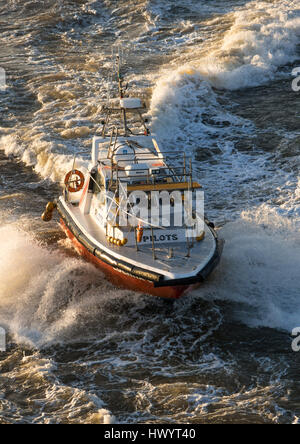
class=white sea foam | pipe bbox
[196,210,300,332]
[0,223,98,346]
[0,134,88,183]
[192,0,300,90]
[0,222,139,347]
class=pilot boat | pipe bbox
[42,55,223,299]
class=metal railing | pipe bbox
[96,152,193,188]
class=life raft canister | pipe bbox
[136,223,143,243]
[64,170,85,193]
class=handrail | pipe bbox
[97,151,193,159]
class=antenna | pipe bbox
[103,42,147,138]
[114,45,129,135]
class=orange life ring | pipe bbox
[136,224,144,243]
[64,170,85,193]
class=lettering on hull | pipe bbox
[142,234,178,243]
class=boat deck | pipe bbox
[59,199,217,281]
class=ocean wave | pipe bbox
[188,0,300,90]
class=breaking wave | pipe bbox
[189,0,300,90]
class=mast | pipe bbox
[100,47,150,138]
[116,52,128,136]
